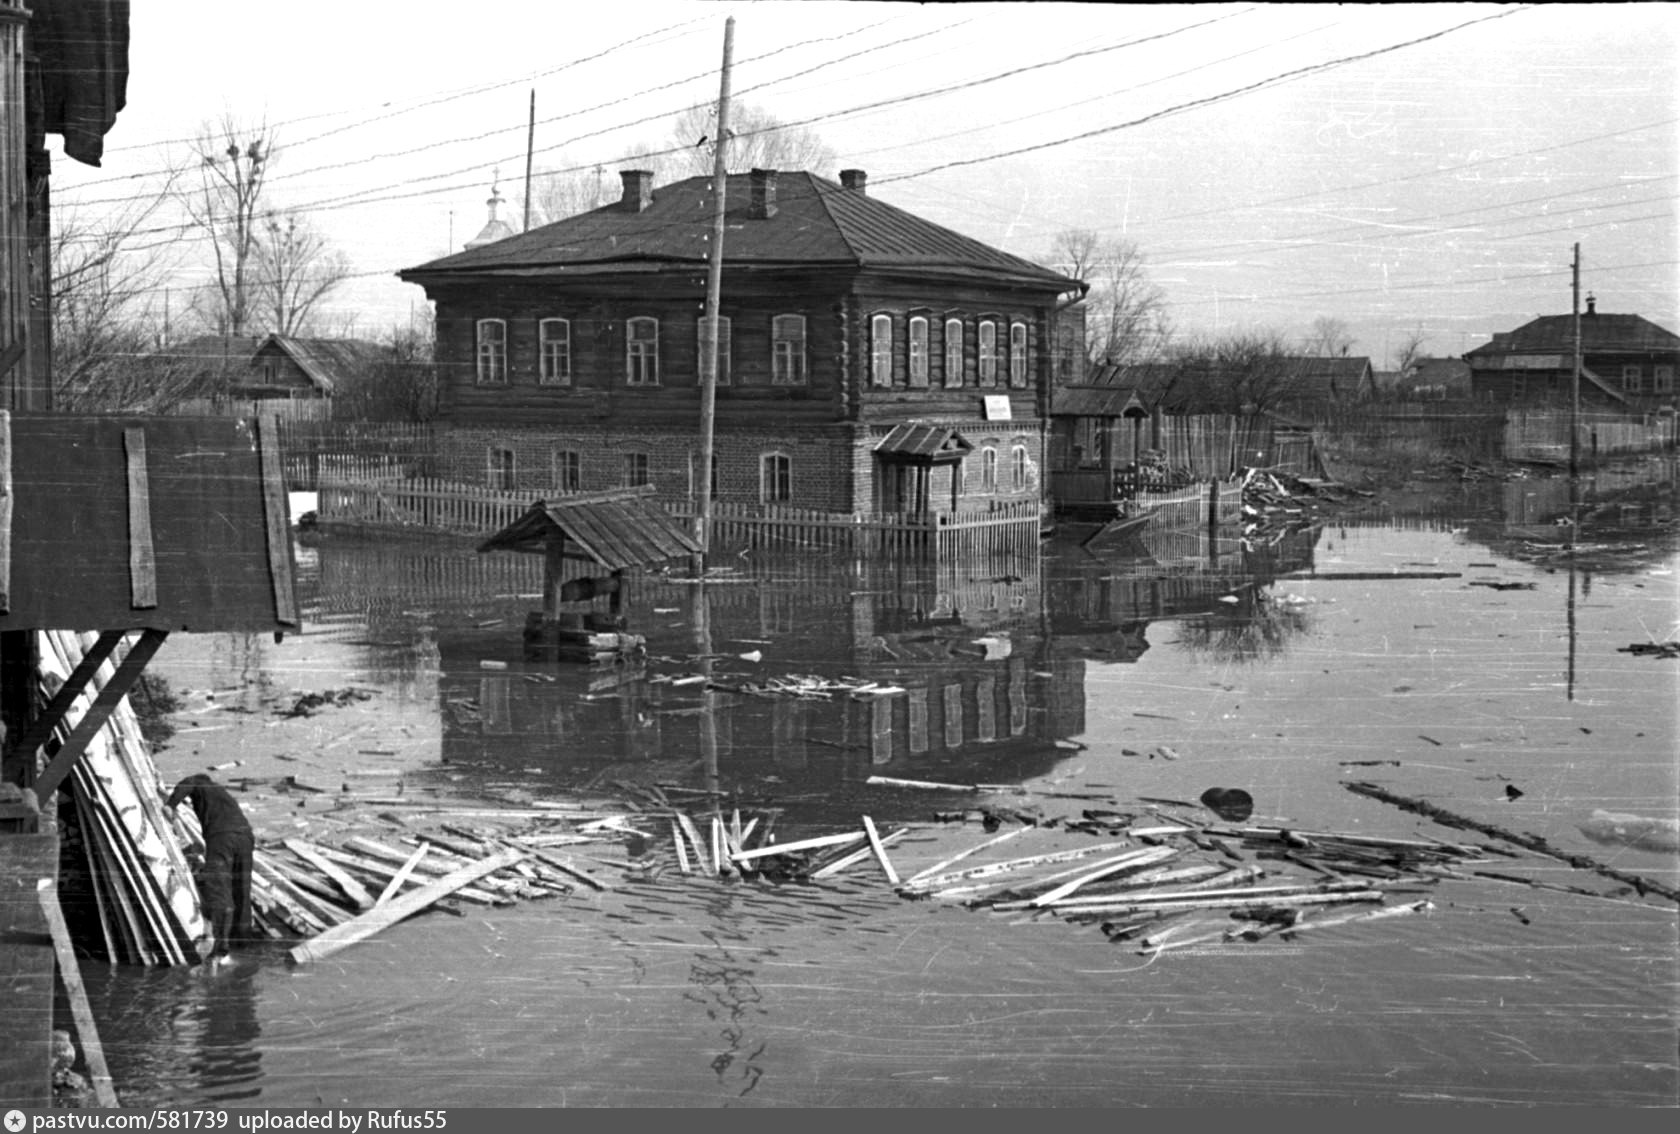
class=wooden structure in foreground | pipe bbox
[477,486,700,663]
[0,412,300,1107]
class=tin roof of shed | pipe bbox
[400,170,1077,291]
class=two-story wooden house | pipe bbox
[397,168,1083,518]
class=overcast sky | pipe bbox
[53,1,1677,365]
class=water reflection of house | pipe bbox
[436,554,1085,791]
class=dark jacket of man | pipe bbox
[167,774,254,954]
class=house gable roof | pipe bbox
[1465,312,1680,358]
[255,335,386,394]
[400,171,1077,292]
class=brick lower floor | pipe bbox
[432,419,1048,515]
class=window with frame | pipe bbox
[908,316,929,388]
[772,314,807,385]
[761,452,792,503]
[870,314,893,386]
[1654,365,1674,393]
[1623,364,1644,393]
[475,319,507,385]
[538,318,571,386]
[622,451,650,487]
[698,315,731,386]
[977,320,998,386]
[944,317,964,388]
[1010,444,1029,491]
[980,446,998,493]
[626,317,659,386]
[486,447,515,490]
[1008,322,1028,388]
[552,448,581,493]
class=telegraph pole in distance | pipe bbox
[693,15,734,574]
[1570,242,1581,478]
[523,90,536,232]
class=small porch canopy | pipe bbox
[477,486,700,622]
[873,423,973,515]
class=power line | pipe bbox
[873,6,1535,186]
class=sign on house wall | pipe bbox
[983,395,1012,421]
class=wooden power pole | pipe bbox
[693,15,734,573]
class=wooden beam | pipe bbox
[288,848,526,965]
[255,413,299,627]
[542,536,564,623]
[123,428,157,610]
[37,879,120,1107]
[0,408,11,614]
[8,630,124,785]
[32,629,167,802]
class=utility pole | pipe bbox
[1570,241,1582,479]
[523,90,536,232]
[692,15,734,574]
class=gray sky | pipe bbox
[55,1,1678,365]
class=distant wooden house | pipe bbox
[243,334,385,402]
[1279,355,1377,404]
[1464,298,1677,411]
[397,168,1083,518]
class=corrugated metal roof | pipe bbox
[873,423,973,462]
[401,171,1076,292]
[477,486,700,571]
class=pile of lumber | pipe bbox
[40,631,207,966]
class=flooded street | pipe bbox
[85,461,1678,1107]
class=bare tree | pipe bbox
[1165,330,1298,414]
[333,314,437,423]
[1044,229,1170,367]
[1304,315,1354,357]
[254,211,351,336]
[668,102,836,178]
[520,161,610,227]
[183,115,273,336]
[1390,324,1428,372]
[49,171,202,410]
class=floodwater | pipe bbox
[81,459,1679,1107]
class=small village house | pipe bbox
[244,334,386,403]
[1464,297,1679,411]
[397,168,1083,518]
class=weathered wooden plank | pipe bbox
[289,849,527,964]
[32,629,167,802]
[123,428,157,610]
[37,880,119,1106]
[9,629,124,784]
[283,839,376,910]
[256,413,300,626]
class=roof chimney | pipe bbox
[748,168,778,219]
[620,169,653,213]
[840,169,867,194]
[1585,293,1597,317]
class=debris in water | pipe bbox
[1199,788,1255,822]
[280,688,375,718]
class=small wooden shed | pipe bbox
[477,485,700,635]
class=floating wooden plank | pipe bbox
[865,775,979,792]
[1052,890,1384,917]
[1031,846,1180,907]
[904,827,1027,885]
[862,816,900,885]
[37,880,120,1107]
[511,842,610,891]
[908,840,1134,893]
[671,820,691,874]
[674,812,713,874]
[288,849,526,964]
[1048,878,1370,910]
[810,827,909,879]
[123,428,158,610]
[375,844,429,908]
[729,830,865,863]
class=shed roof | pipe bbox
[477,486,700,570]
[1051,386,1149,418]
[1,413,298,633]
[401,170,1078,293]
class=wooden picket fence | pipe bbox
[315,474,530,536]
[672,499,1045,557]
